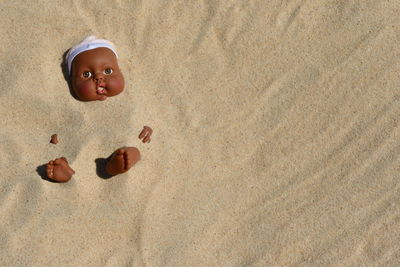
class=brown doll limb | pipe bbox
[46,157,75,183]
[105,147,141,176]
[138,126,153,143]
[50,134,58,144]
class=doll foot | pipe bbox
[105,147,141,176]
[46,157,75,183]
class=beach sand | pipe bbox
[1,0,400,266]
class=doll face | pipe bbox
[71,48,124,101]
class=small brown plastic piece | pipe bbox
[50,134,58,144]
[138,126,153,143]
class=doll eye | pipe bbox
[82,71,92,78]
[104,68,113,75]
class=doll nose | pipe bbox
[94,73,104,82]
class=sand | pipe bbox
[1,0,400,266]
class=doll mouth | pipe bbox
[96,85,107,95]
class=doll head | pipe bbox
[66,36,124,101]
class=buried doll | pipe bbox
[46,36,152,182]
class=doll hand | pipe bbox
[139,126,153,143]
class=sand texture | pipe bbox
[1,0,400,266]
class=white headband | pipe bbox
[66,35,118,75]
